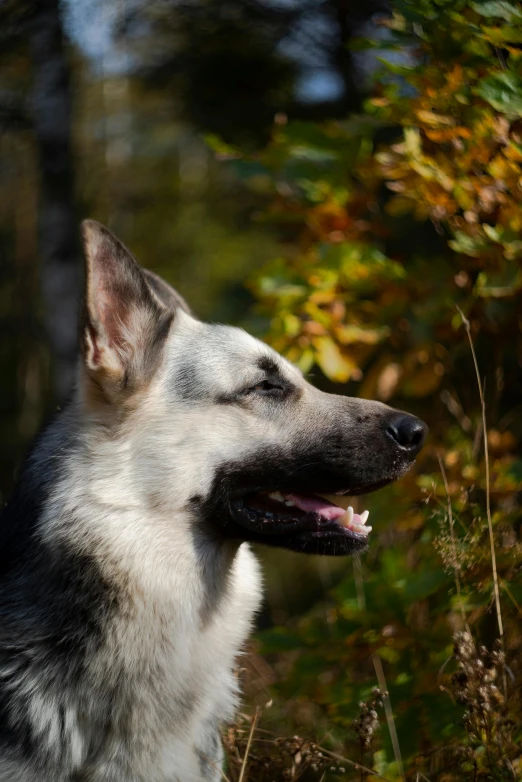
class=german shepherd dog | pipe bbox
[0,221,427,781]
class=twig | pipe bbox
[437,454,469,633]
[494,46,507,70]
[372,655,405,781]
[456,306,507,699]
[238,707,259,782]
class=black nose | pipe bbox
[386,413,427,455]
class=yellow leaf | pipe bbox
[415,109,456,127]
[312,337,355,382]
[404,126,422,157]
[282,313,301,337]
[335,324,390,345]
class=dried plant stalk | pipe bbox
[456,307,506,699]
[373,655,405,781]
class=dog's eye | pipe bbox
[248,379,285,396]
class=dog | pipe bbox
[0,221,427,781]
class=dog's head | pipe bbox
[80,220,427,556]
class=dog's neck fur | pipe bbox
[0,405,262,781]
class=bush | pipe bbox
[220,1,522,779]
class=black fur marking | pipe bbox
[254,357,299,398]
[256,356,279,375]
[197,447,369,556]
[0,413,74,574]
[0,413,120,765]
[196,403,426,556]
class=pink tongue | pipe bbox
[284,493,346,521]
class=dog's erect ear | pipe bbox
[142,268,192,316]
[81,220,174,401]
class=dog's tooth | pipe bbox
[338,505,354,529]
[284,499,296,507]
[360,510,369,524]
[268,491,285,503]
[353,523,372,536]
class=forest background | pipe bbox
[1,0,521,779]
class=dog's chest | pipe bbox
[90,543,262,780]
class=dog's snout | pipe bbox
[385,413,428,455]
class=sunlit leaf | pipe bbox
[335,323,390,345]
[471,0,522,22]
[481,24,522,44]
[415,109,455,126]
[476,71,522,116]
[312,337,356,382]
[448,231,486,257]
[475,267,522,296]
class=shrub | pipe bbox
[221,1,522,778]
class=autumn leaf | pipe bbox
[312,336,356,381]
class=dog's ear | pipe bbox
[81,220,174,402]
[142,268,192,316]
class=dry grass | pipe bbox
[224,707,395,781]
[457,307,506,699]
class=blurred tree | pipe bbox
[29,0,81,401]
[0,0,48,496]
[1,0,80,402]
[120,0,388,148]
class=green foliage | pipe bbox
[223,0,522,779]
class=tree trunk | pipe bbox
[29,0,80,402]
[332,0,360,112]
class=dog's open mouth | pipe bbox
[230,490,371,542]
